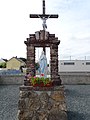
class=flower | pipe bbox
[30,76,52,87]
[34,76,36,78]
[40,73,44,76]
[25,73,31,80]
[25,73,53,87]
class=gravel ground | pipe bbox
[65,85,90,120]
[0,85,90,120]
[0,85,20,120]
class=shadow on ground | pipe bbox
[64,88,79,97]
[67,111,85,120]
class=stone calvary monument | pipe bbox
[18,0,68,120]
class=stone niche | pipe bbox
[24,30,61,86]
[17,30,67,120]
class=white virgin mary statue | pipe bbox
[38,51,47,78]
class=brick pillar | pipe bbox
[50,44,61,85]
[26,45,35,76]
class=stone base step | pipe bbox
[18,85,68,120]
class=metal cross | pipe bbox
[30,0,59,54]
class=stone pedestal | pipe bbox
[18,30,67,120]
[18,85,67,120]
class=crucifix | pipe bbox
[30,0,59,54]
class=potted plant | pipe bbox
[25,73,53,87]
[31,76,52,87]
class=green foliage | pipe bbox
[35,62,40,70]
[0,62,6,68]
[31,77,36,85]
[35,62,49,70]
[31,76,50,86]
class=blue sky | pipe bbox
[0,0,90,60]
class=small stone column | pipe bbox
[50,44,61,85]
[26,45,35,76]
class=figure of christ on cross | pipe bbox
[30,0,59,54]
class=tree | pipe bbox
[0,62,6,68]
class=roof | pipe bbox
[7,57,26,63]
[17,58,25,63]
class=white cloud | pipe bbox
[0,0,90,60]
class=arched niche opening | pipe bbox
[35,47,50,77]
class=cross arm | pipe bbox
[49,14,59,18]
[30,14,41,18]
[30,14,59,18]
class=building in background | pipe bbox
[59,60,90,72]
[6,57,26,70]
